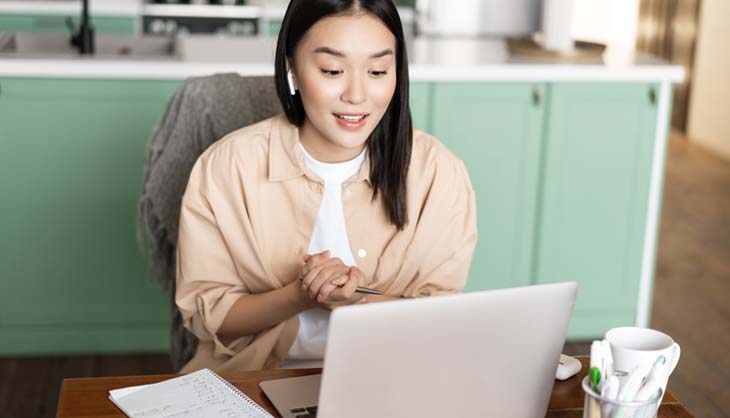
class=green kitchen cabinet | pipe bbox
[431,83,546,292]
[0,77,179,354]
[409,82,430,131]
[0,77,431,355]
[0,76,668,353]
[431,82,663,340]
[533,83,661,339]
[0,14,135,35]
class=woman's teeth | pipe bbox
[337,114,366,121]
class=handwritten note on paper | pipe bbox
[108,369,274,418]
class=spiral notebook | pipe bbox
[108,368,275,418]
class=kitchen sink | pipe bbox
[0,32,178,57]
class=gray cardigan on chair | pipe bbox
[136,73,282,371]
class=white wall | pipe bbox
[570,0,640,50]
[687,0,730,160]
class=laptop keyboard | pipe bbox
[291,406,317,417]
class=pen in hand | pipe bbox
[300,252,383,296]
[297,276,384,295]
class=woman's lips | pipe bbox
[334,113,369,130]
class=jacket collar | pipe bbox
[268,113,371,185]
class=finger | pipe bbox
[317,279,341,303]
[316,257,345,272]
[330,273,348,287]
[301,254,338,282]
[302,250,332,275]
[330,266,352,287]
[305,250,329,268]
[305,263,335,296]
[327,286,346,302]
[310,265,349,297]
[306,257,344,277]
[350,266,371,286]
[327,278,356,302]
[342,269,360,297]
[351,270,373,303]
[302,262,329,289]
[313,249,330,262]
[326,270,358,301]
[316,256,342,267]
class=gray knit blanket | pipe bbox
[136,73,282,370]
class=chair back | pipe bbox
[137,73,283,371]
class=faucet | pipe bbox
[65,0,94,54]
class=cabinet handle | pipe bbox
[649,86,657,106]
[532,86,542,106]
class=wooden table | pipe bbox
[56,356,694,418]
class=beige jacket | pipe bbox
[176,113,477,373]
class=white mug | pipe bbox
[604,327,680,399]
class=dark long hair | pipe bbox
[274,0,412,230]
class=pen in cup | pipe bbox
[590,341,603,392]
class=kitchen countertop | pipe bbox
[0,35,685,82]
[0,1,683,83]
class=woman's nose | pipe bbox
[341,74,366,105]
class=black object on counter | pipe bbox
[66,0,95,54]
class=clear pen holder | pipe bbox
[581,376,662,418]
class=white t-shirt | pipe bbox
[280,143,366,368]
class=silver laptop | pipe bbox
[260,282,578,418]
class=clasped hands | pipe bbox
[298,250,371,309]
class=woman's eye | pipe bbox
[370,70,388,76]
[320,69,342,76]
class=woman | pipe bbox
[176,0,477,373]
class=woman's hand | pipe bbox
[299,250,350,303]
[299,251,369,309]
[318,266,370,309]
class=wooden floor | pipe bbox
[1,130,728,418]
[649,130,730,418]
[0,354,174,418]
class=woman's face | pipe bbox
[290,13,397,162]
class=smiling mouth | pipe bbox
[334,113,369,122]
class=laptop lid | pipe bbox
[316,282,578,418]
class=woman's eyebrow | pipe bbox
[313,46,394,59]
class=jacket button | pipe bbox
[357,249,367,258]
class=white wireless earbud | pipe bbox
[287,69,297,95]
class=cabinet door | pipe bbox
[409,82,430,132]
[0,78,179,354]
[267,19,283,37]
[432,83,545,291]
[0,14,135,34]
[534,83,659,338]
